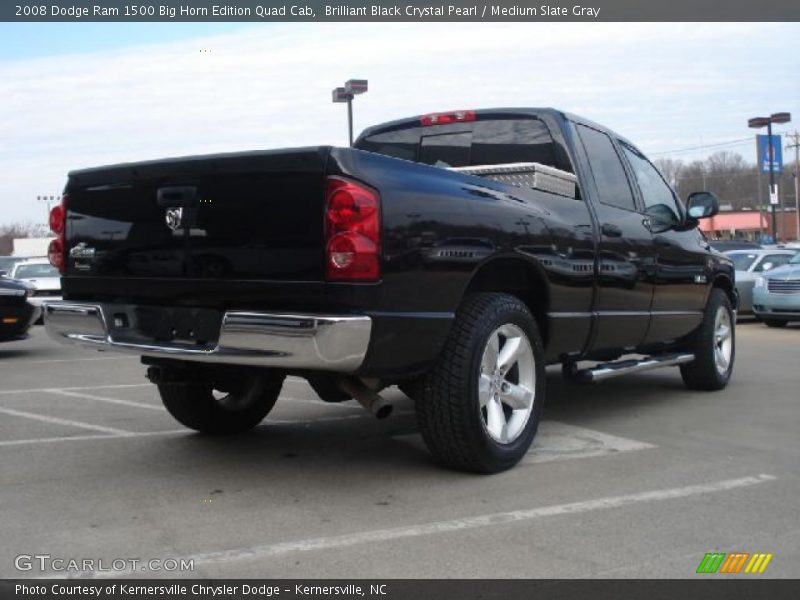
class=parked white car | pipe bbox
[9,259,62,311]
[725,249,797,314]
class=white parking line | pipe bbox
[68,474,776,578]
[0,429,188,447]
[45,389,162,411]
[394,421,655,465]
[0,406,135,436]
[0,413,414,448]
[0,383,150,396]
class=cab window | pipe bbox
[575,124,636,211]
[357,117,562,170]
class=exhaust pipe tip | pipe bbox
[373,401,393,420]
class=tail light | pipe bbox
[48,195,67,273]
[421,110,476,126]
[325,177,380,281]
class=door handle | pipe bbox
[601,223,623,238]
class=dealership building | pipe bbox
[698,207,799,242]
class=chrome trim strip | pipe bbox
[43,303,371,372]
[584,353,695,382]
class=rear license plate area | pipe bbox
[107,305,223,346]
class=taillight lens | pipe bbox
[48,238,64,272]
[48,195,67,273]
[421,110,476,126]
[325,177,380,281]
[49,203,65,235]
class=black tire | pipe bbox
[158,370,284,434]
[416,293,545,473]
[763,318,788,328]
[680,289,735,391]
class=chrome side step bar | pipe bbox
[571,353,695,383]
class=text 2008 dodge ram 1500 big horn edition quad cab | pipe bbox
[43,108,737,473]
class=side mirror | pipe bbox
[686,191,719,219]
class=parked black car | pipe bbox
[0,277,38,342]
[43,108,737,472]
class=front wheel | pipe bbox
[416,293,545,473]
[158,370,284,434]
[680,289,735,391]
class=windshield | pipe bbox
[12,263,59,279]
[728,252,758,271]
[791,253,800,264]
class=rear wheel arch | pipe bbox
[462,256,550,346]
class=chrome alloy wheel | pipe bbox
[478,323,536,444]
[713,305,733,375]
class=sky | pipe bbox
[0,21,798,225]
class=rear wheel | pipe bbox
[158,370,284,434]
[763,318,788,328]
[416,293,545,473]
[680,289,735,391]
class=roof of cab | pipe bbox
[356,107,631,148]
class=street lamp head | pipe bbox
[770,112,791,124]
[332,87,352,103]
[345,79,368,95]
[748,117,770,129]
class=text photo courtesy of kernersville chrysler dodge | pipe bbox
[42,108,736,473]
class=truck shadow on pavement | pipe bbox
[122,371,688,478]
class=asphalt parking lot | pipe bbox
[1,321,798,579]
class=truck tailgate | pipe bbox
[64,147,330,284]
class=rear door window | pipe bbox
[575,124,636,211]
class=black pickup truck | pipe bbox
[44,108,736,472]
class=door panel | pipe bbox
[617,142,707,344]
[574,124,654,350]
[592,205,656,349]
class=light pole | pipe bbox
[332,79,368,146]
[749,112,791,242]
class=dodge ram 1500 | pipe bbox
[43,108,737,472]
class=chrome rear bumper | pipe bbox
[43,302,372,372]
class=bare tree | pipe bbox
[653,151,793,211]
